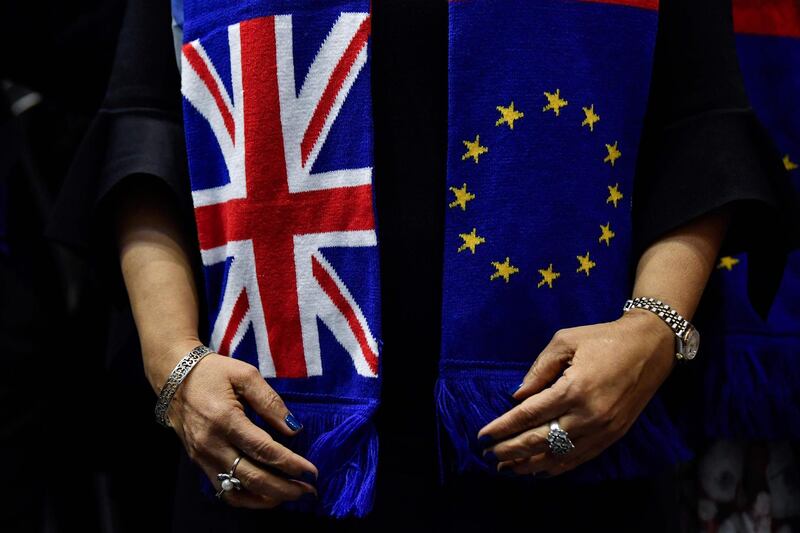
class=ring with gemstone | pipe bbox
[215,455,243,498]
[546,420,575,456]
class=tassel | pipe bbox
[279,397,379,518]
[435,361,692,483]
[704,334,800,440]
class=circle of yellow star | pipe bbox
[462,135,488,164]
[576,251,596,276]
[784,154,798,171]
[490,257,519,283]
[537,263,561,288]
[581,104,600,132]
[496,102,524,130]
[603,141,621,166]
[599,222,615,246]
[448,183,476,211]
[457,228,485,254]
[542,89,568,117]
[606,183,624,208]
[717,256,740,271]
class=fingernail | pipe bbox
[285,413,303,432]
[483,450,498,463]
[477,434,494,447]
[300,471,317,485]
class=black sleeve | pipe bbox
[47,0,196,293]
[632,0,800,319]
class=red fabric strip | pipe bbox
[578,0,658,10]
[218,290,249,357]
[183,43,236,142]
[312,255,379,376]
[300,16,371,167]
[733,0,800,38]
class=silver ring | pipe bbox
[546,420,575,456]
[215,455,243,498]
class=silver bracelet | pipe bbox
[622,296,701,361]
[154,345,212,428]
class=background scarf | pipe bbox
[700,0,800,440]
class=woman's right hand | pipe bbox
[154,341,319,509]
[116,181,316,508]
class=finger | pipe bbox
[507,450,572,476]
[544,427,627,477]
[195,461,280,509]
[204,447,316,504]
[513,330,576,401]
[487,412,586,462]
[232,364,303,436]
[223,493,280,509]
[478,378,572,443]
[226,410,318,481]
[232,456,316,501]
[511,432,606,476]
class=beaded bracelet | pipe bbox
[154,345,212,428]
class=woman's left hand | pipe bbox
[477,308,677,477]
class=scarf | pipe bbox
[179,0,691,518]
[701,0,800,440]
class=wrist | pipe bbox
[142,335,205,395]
[618,308,677,369]
[620,306,672,335]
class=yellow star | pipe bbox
[457,228,485,254]
[490,257,519,283]
[599,222,615,246]
[462,135,488,164]
[542,89,568,117]
[603,141,621,166]
[606,183,624,208]
[581,104,600,132]
[448,183,476,211]
[576,251,596,276]
[784,154,798,171]
[537,263,561,289]
[717,256,740,271]
[496,101,524,130]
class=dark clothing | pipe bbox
[0,3,127,532]
[47,0,799,531]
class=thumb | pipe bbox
[513,330,575,400]
[233,364,303,436]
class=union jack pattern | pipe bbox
[181,12,380,379]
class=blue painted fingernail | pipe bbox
[483,450,498,463]
[300,471,317,485]
[285,413,303,432]
[477,434,494,447]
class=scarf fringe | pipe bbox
[435,364,692,482]
[703,335,800,440]
[283,400,378,518]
